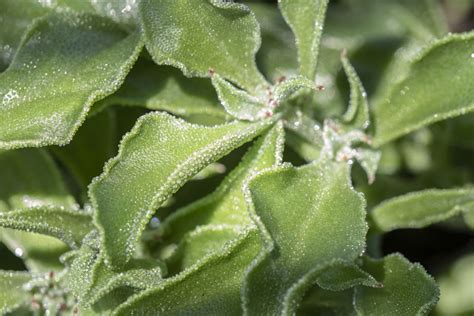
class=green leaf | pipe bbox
[297,261,382,315]
[272,76,315,103]
[0,148,76,272]
[139,0,267,92]
[158,123,284,248]
[90,112,274,267]
[165,226,241,274]
[0,271,31,313]
[114,228,261,315]
[0,13,142,149]
[98,59,225,122]
[354,254,439,316]
[0,207,93,249]
[83,0,138,28]
[50,109,117,194]
[373,32,474,146]
[315,261,381,291]
[341,53,370,130]
[0,0,49,70]
[243,159,367,315]
[211,73,267,121]
[437,254,474,315]
[278,0,329,80]
[65,231,164,311]
[371,188,474,232]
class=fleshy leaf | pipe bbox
[65,232,164,311]
[98,59,225,122]
[0,271,31,313]
[272,75,315,103]
[90,112,274,267]
[114,228,261,315]
[158,123,284,247]
[315,261,381,291]
[355,148,381,185]
[139,0,267,92]
[0,0,49,70]
[354,254,439,315]
[298,261,382,315]
[0,207,93,248]
[373,32,474,146]
[0,13,142,149]
[341,53,370,130]
[243,159,367,315]
[278,0,329,80]
[211,73,267,121]
[165,225,241,274]
[0,148,77,272]
[371,188,474,232]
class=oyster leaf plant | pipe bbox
[0,0,473,315]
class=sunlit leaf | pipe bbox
[114,229,261,315]
[341,53,370,130]
[0,207,92,249]
[371,188,474,232]
[0,0,49,70]
[243,159,367,315]
[90,112,274,267]
[373,32,474,146]
[278,0,329,80]
[139,0,267,92]
[211,73,267,121]
[0,13,142,149]
[354,254,439,315]
[159,123,284,247]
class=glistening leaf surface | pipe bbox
[139,0,267,92]
[0,13,142,149]
[243,159,367,315]
[354,254,439,316]
[90,112,273,267]
[278,0,329,80]
[341,54,370,130]
[0,0,49,70]
[373,32,474,146]
[0,207,93,248]
[114,229,261,315]
[371,188,474,232]
[159,123,284,247]
[0,271,31,313]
